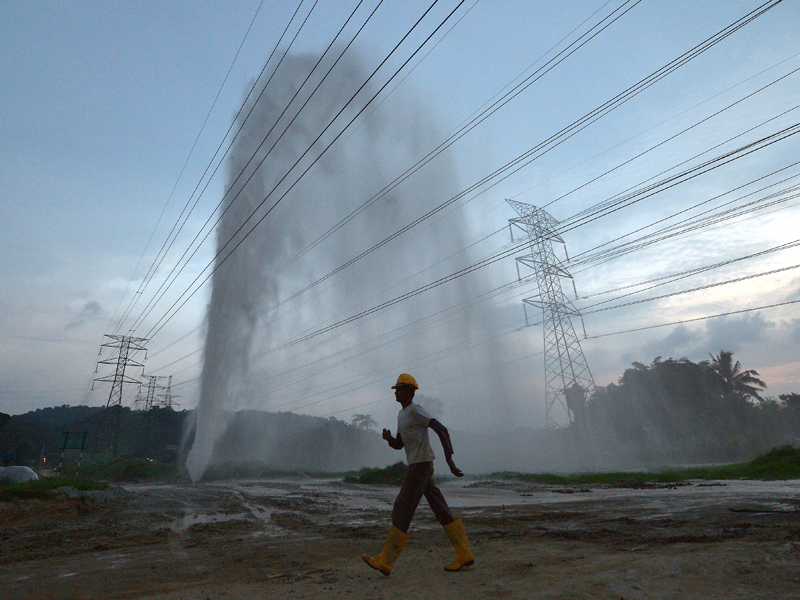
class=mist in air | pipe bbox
[186,50,512,481]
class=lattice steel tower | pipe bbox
[94,335,148,458]
[507,200,596,428]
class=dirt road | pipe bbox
[2,477,799,599]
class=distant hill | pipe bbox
[205,409,395,475]
[0,405,187,467]
[0,405,394,475]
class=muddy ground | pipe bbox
[1,476,799,599]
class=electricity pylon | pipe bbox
[139,375,165,458]
[94,335,148,458]
[133,374,177,458]
[158,375,180,409]
[507,200,596,428]
[143,375,165,410]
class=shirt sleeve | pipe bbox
[411,404,431,427]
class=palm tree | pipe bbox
[707,350,766,402]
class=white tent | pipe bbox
[0,466,39,483]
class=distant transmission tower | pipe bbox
[507,200,596,428]
[94,335,148,458]
[157,375,180,409]
[138,375,165,458]
[142,375,165,411]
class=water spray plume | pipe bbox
[186,51,508,481]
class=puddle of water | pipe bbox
[218,483,292,498]
[238,499,274,523]
[171,511,250,531]
[200,477,800,524]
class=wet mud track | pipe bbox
[2,478,799,599]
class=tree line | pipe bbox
[571,350,800,465]
[2,350,797,470]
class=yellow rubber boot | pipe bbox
[362,525,408,576]
[443,519,474,571]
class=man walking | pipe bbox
[362,373,474,575]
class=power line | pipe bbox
[110,0,267,335]
[129,0,373,358]
[510,50,800,203]
[240,1,788,319]
[323,348,546,419]
[570,168,800,271]
[129,0,640,341]
[130,0,383,335]
[235,53,800,357]
[142,0,470,340]
[584,263,800,316]
[114,0,314,333]
[152,255,540,399]
[144,116,796,380]
[203,120,800,358]
[541,66,800,210]
[587,298,800,340]
[279,0,642,271]
[136,3,788,404]
[76,0,273,407]
[126,0,328,333]
[578,237,800,302]
[147,130,800,383]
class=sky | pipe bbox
[1,0,799,433]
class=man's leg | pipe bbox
[363,462,432,576]
[424,469,474,572]
[391,462,433,533]
[423,472,455,526]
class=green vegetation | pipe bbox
[734,444,800,479]
[0,459,179,502]
[2,351,797,475]
[63,459,179,482]
[490,445,800,485]
[344,462,409,484]
[579,353,800,464]
[0,404,187,467]
[0,476,107,501]
[201,461,354,480]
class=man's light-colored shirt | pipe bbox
[398,403,435,464]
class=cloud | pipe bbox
[698,312,774,355]
[634,324,700,363]
[789,318,800,344]
[65,300,104,330]
[618,311,778,369]
[785,276,800,301]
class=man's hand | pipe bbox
[383,429,403,450]
[446,456,463,477]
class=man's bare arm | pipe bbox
[429,419,463,477]
[382,428,404,450]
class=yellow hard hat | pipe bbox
[391,373,419,390]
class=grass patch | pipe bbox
[201,461,353,481]
[344,462,408,485]
[0,476,107,501]
[488,445,800,485]
[62,460,178,482]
